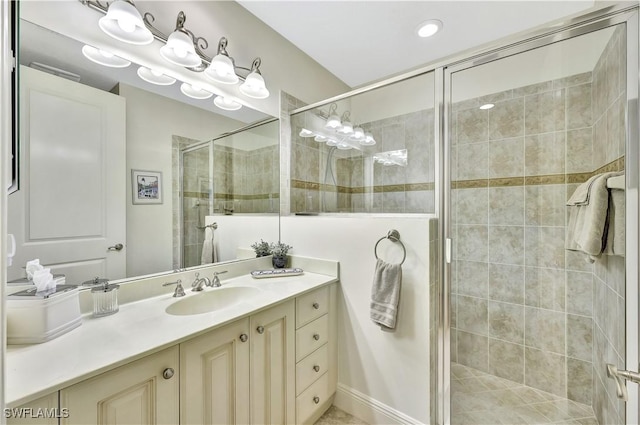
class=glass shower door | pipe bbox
[445,16,637,425]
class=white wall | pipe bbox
[281,215,435,424]
[116,83,245,277]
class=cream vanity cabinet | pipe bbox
[10,283,337,425]
[7,393,59,425]
[180,299,295,425]
[295,285,337,425]
[59,346,180,425]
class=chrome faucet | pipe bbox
[163,279,185,297]
[191,272,212,292]
[212,270,227,287]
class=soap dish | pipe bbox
[251,268,304,279]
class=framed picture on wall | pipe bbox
[132,170,162,204]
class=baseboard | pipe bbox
[333,384,425,425]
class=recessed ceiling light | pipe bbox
[416,19,443,38]
[479,103,495,110]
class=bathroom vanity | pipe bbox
[6,256,338,425]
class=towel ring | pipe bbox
[374,229,406,265]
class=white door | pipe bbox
[7,66,126,285]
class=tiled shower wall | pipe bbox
[290,109,435,214]
[212,144,279,214]
[451,25,625,421]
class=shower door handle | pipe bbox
[606,363,640,401]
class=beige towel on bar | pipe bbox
[566,171,623,262]
[603,188,625,257]
[200,227,218,265]
[370,258,402,331]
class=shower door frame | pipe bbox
[179,141,214,269]
[439,6,640,425]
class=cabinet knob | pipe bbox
[313,396,320,404]
[313,365,320,373]
[239,333,248,342]
[313,333,320,341]
[312,302,320,310]
[257,326,265,334]
[162,368,175,380]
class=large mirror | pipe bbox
[7,2,280,286]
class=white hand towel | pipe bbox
[370,258,402,331]
[201,227,215,265]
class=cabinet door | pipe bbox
[180,318,250,425]
[250,300,295,425]
[60,346,179,425]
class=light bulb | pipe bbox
[117,17,136,33]
[100,50,114,58]
[299,129,314,137]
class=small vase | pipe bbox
[272,255,287,268]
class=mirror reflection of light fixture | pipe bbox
[350,126,365,141]
[137,66,176,85]
[337,111,353,135]
[239,58,269,99]
[299,129,314,137]
[325,103,342,129]
[214,96,242,111]
[373,149,408,167]
[360,132,377,146]
[160,12,202,68]
[337,143,352,150]
[479,103,495,110]
[98,0,153,45]
[314,135,327,142]
[326,139,339,147]
[204,38,239,85]
[180,82,213,99]
[82,45,131,68]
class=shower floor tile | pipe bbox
[451,363,598,425]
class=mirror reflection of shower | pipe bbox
[180,142,213,269]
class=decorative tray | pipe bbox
[251,268,304,279]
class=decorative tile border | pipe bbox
[185,191,279,201]
[291,179,435,194]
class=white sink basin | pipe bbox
[165,286,262,316]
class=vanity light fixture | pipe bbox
[180,82,213,99]
[239,59,270,99]
[81,45,131,68]
[82,0,271,101]
[326,139,339,147]
[204,37,239,85]
[160,12,202,68]
[416,19,443,38]
[337,142,352,150]
[98,0,153,45]
[214,96,242,111]
[479,103,495,110]
[314,135,327,142]
[137,66,176,85]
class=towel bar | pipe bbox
[374,229,406,265]
[196,222,218,230]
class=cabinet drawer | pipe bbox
[296,314,329,361]
[296,286,329,328]
[296,372,331,425]
[296,343,329,395]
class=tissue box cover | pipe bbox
[7,285,82,344]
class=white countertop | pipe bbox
[6,262,338,407]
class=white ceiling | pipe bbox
[237,1,596,88]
